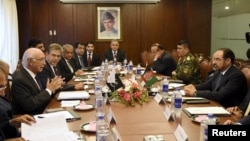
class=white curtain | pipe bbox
[0,0,19,73]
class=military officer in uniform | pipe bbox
[172,40,202,84]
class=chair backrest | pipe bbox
[241,65,250,87]
[199,58,212,82]
[140,50,154,67]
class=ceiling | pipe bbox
[212,0,250,17]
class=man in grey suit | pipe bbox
[11,48,64,115]
[103,39,126,64]
[184,48,248,108]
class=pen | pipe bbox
[37,116,44,118]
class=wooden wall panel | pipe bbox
[17,0,212,64]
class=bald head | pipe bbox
[22,48,46,73]
[0,60,9,75]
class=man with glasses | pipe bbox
[11,48,64,115]
[0,60,35,140]
[58,44,84,82]
[38,43,84,91]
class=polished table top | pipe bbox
[45,73,238,141]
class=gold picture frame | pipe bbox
[96,6,122,41]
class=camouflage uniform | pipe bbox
[175,52,202,84]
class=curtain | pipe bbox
[0,0,19,73]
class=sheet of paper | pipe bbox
[57,91,90,100]
[21,113,76,141]
[61,100,80,107]
[169,83,185,88]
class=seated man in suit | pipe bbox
[172,40,202,84]
[151,43,177,76]
[103,39,126,65]
[74,42,86,69]
[58,44,84,82]
[184,48,248,108]
[0,60,36,140]
[83,41,101,67]
[38,43,84,90]
[11,48,64,115]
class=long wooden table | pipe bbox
[45,74,238,141]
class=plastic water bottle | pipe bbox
[113,57,117,66]
[95,89,104,117]
[162,77,169,96]
[200,120,208,141]
[94,78,102,93]
[104,59,109,72]
[207,113,216,125]
[128,60,133,74]
[123,58,127,71]
[174,88,182,125]
[96,115,110,141]
[136,64,141,80]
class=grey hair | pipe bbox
[62,44,73,52]
[22,48,40,67]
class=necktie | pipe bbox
[66,60,74,73]
[88,53,92,67]
[114,51,117,59]
[53,66,59,76]
[79,56,84,69]
[214,73,222,90]
[35,75,43,90]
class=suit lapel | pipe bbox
[21,68,41,91]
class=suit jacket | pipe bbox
[11,68,51,115]
[195,65,248,108]
[38,60,75,91]
[103,49,126,63]
[152,51,177,76]
[0,97,19,139]
[73,52,85,69]
[57,57,78,82]
[238,115,250,125]
[83,51,101,67]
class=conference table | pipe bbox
[45,71,238,141]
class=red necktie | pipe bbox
[88,53,92,67]
[53,66,59,76]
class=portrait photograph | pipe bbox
[97,6,121,41]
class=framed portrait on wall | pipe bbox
[96,6,122,41]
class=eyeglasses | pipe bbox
[30,58,46,62]
[0,86,6,91]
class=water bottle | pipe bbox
[200,120,208,141]
[128,60,133,74]
[123,58,128,72]
[94,78,102,93]
[174,88,182,125]
[95,89,104,117]
[104,59,109,72]
[136,64,141,80]
[162,77,169,96]
[113,57,117,66]
[96,115,110,141]
[207,113,216,125]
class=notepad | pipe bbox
[183,106,231,117]
[57,91,90,100]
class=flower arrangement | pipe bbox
[110,79,149,106]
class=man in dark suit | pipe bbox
[83,41,101,67]
[38,43,84,90]
[58,44,84,82]
[184,48,248,108]
[224,115,250,125]
[11,48,64,115]
[73,42,86,69]
[151,43,177,76]
[103,39,126,64]
[0,61,36,140]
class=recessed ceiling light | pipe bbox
[225,6,230,10]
